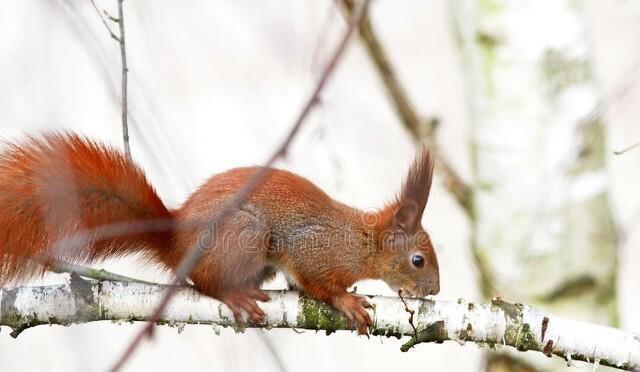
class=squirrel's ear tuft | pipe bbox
[391,148,434,233]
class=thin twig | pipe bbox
[103,9,118,22]
[336,0,473,217]
[108,2,372,371]
[88,0,119,41]
[614,141,640,155]
[26,253,160,285]
[117,0,131,161]
[88,0,131,160]
[46,260,156,285]
[397,289,418,345]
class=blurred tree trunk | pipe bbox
[450,0,618,370]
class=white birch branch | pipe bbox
[1,280,638,370]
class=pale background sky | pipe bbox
[0,1,639,371]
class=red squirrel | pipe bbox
[0,133,439,333]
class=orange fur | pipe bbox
[0,133,439,332]
[0,133,173,283]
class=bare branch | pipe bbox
[108,2,372,370]
[614,141,640,155]
[103,9,118,22]
[116,0,131,161]
[46,260,155,285]
[88,0,119,41]
[336,0,473,216]
[397,289,418,345]
[87,0,131,160]
[2,283,639,371]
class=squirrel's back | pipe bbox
[177,166,365,241]
[179,166,336,218]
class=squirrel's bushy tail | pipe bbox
[0,133,174,285]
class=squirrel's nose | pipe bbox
[428,281,440,296]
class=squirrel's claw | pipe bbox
[221,289,269,324]
[333,293,373,335]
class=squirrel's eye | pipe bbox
[411,254,424,268]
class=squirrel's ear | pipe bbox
[391,148,434,233]
[391,200,420,232]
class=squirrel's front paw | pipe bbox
[332,293,373,335]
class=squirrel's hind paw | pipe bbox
[221,289,269,324]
